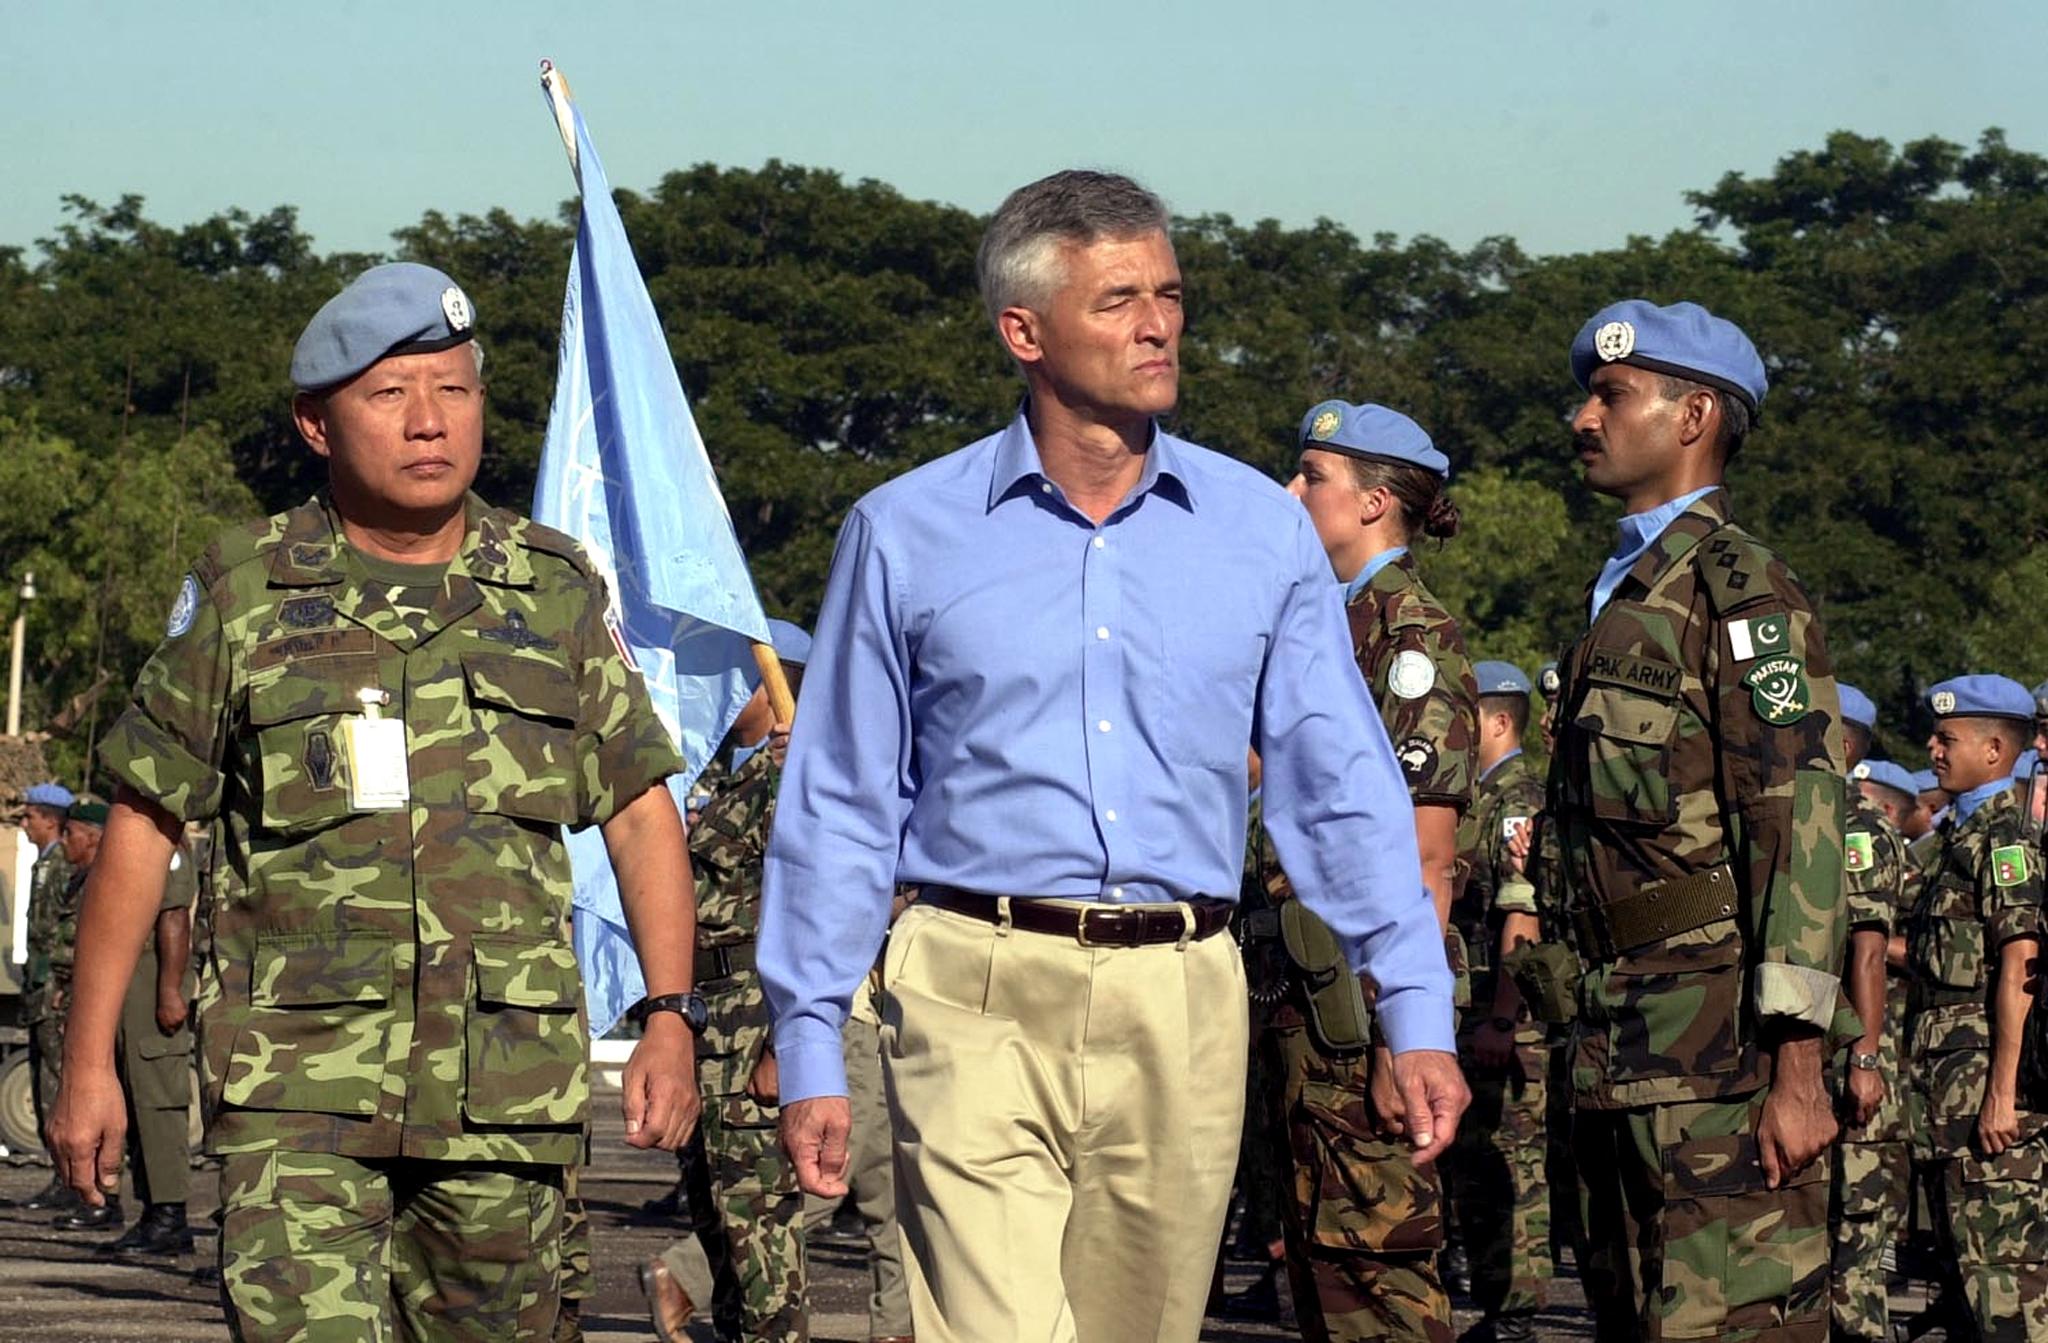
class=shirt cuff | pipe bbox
[1754,962,1841,1031]
[1494,878,1538,915]
[1375,985,1457,1055]
[772,1017,852,1103]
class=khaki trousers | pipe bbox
[880,899,1248,1343]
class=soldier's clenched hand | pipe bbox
[781,1096,852,1198]
[622,1013,701,1150]
[1393,1048,1469,1165]
[48,1064,127,1206]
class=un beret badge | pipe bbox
[1310,408,1342,441]
[441,285,473,332]
[1932,690,1957,715]
[1594,320,1635,362]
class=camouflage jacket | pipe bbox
[1842,785,1910,1142]
[1451,750,1545,990]
[1904,783,2045,1162]
[98,493,683,1165]
[46,862,90,978]
[690,743,780,1106]
[20,841,73,1020]
[1547,488,1848,1109]
[1347,552,1479,812]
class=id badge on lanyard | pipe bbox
[340,687,410,811]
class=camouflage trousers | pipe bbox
[1574,1088,1829,1343]
[219,1150,565,1343]
[1828,1141,1905,1343]
[1444,1026,1552,1318]
[27,1009,62,1148]
[1926,1144,2048,1343]
[668,1094,807,1343]
[558,1163,593,1304]
[1265,1018,1451,1343]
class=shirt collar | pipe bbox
[1953,774,2016,824]
[1612,485,1720,561]
[1480,747,1523,783]
[987,405,1193,514]
[1345,546,1409,603]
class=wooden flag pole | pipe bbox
[752,642,797,727]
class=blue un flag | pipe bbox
[533,75,770,1035]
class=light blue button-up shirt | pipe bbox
[1480,747,1523,784]
[1589,486,1719,622]
[759,413,1453,1102]
[1344,545,1409,603]
[1953,774,2016,825]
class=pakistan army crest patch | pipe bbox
[1994,844,2030,888]
[1741,655,1810,725]
[1844,832,1874,873]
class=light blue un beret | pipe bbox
[1927,674,2035,722]
[1837,683,1877,732]
[1474,660,1532,697]
[1909,768,1941,795]
[767,618,812,667]
[1854,760,1917,796]
[24,782,75,809]
[1570,299,1768,416]
[291,262,476,391]
[1298,401,1450,480]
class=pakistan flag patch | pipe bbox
[1993,844,2031,888]
[1741,655,1811,725]
[1845,832,1874,873]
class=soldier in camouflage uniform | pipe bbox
[1828,691,1913,1343]
[646,620,811,1343]
[12,782,75,1212]
[1256,399,1478,1343]
[1903,676,2048,1342]
[1546,301,1849,1343]
[1445,662,1551,1343]
[48,263,702,1343]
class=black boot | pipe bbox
[98,1202,191,1255]
[1440,1242,1474,1297]
[1220,1260,1284,1322]
[15,1176,80,1212]
[53,1197,124,1231]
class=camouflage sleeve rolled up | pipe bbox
[1842,794,1906,935]
[1705,566,1847,1031]
[1489,769,1546,917]
[569,577,685,828]
[100,571,236,821]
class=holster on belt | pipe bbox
[1569,863,1738,962]
[1278,899,1370,1054]
[1502,941,1581,1025]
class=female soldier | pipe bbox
[1254,400,1478,1343]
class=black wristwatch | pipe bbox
[634,991,708,1034]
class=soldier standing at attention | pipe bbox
[1904,676,2048,1341]
[1447,661,1551,1343]
[49,262,702,1341]
[1549,300,1847,1343]
[1265,399,1479,1343]
[9,782,75,1214]
[643,618,812,1343]
[1829,686,1912,1343]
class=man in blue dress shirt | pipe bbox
[757,169,1465,1343]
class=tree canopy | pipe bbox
[3,129,2041,783]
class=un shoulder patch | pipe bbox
[1388,649,1437,700]
[165,573,200,639]
[1844,832,1874,873]
[1740,655,1810,725]
[1993,844,2030,888]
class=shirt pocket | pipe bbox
[245,654,382,833]
[462,652,580,826]
[1154,627,1266,770]
[1602,920,1744,1081]
[1574,684,1680,827]
[463,935,588,1128]
[1916,882,1986,991]
[221,930,394,1115]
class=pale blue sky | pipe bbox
[5,1,2042,259]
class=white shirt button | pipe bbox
[1041,482,1053,494]
[1092,536,1105,549]
[1096,626,1110,640]
[1104,809,1118,822]
[1097,719,1112,733]
[1111,886,1125,900]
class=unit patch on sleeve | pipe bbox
[1741,655,1810,725]
[1994,844,2031,888]
[1844,832,1874,874]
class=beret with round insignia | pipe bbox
[1926,674,2034,722]
[1857,760,1917,797]
[1297,400,1450,480]
[1570,298,1767,417]
[291,261,477,391]
[1473,660,1531,697]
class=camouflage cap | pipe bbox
[291,262,476,391]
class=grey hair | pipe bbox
[976,170,1171,329]
[471,340,488,382]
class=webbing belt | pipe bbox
[695,942,756,983]
[1572,863,1738,961]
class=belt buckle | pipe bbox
[1076,906,1135,948]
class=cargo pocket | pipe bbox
[1575,685,1679,826]
[1956,1142,2048,1264]
[222,931,393,1115]
[1657,1128,1828,1339]
[246,654,383,833]
[1604,923,1743,1082]
[462,652,580,825]
[1294,1076,1443,1254]
[463,936,588,1127]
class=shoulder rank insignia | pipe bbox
[1845,832,1874,873]
[1993,844,2030,888]
[1741,655,1810,725]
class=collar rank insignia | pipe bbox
[478,611,558,651]
[280,595,337,629]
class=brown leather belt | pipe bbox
[695,942,756,983]
[920,886,1232,947]
[1571,863,1738,961]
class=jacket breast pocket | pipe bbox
[221,931,394,1115]
[1154,627,1265,769]
[1575,685,1679,827]
[463,935,588,1128]
[463,652,580,826]
[1917,883,1986,992]
[245,654,383,833]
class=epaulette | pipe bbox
[505,514,595,579]
[1692,525,1785,616]
[191,510,297,592]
